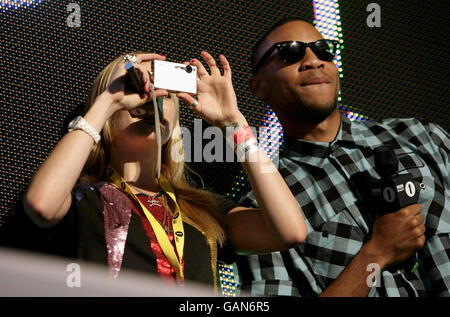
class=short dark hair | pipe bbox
[251,17,312,75]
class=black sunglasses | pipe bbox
[253,39,339,75]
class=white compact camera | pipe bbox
[153,60,197,94]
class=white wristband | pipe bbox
[68,116,101,144]
[236,137,258,162]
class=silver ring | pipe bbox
[190,99,199,108]
[123,54,137,64]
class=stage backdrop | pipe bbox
[1,1,449,245]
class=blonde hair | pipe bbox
[81,52,227,245]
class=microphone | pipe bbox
[370,146,420,214]
[369,146,421,274]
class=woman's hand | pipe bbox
[177,54,307,254]
[103,53,169,113]
[177,51,247,129]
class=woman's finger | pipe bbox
[142,88,168,103]
[135,54,165,87]
[201,51,220,76]
[124,88,169,111]
[176,92,202,114]
[135,53,166,63]
[133,64,151,94]
[191,58,208,78]
[219,54,232,79]
[152,88,169,98]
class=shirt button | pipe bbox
[322,231,329,238]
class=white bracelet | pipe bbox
[68,116,101,144]
[236,137,258,162]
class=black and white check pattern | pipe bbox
[237,115,450,297]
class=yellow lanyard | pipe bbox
[106,165,185,281]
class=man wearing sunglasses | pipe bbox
[236,17,449,297]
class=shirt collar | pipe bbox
[280,114,366,165]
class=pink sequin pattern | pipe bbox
[99,183,132,279]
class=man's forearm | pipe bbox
[319,241,387,297]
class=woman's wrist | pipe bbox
[96,91,121,117]
[82,92,119,133]
[218,115,259,162]
[218,113,248,131]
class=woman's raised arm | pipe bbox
[177,51,307,253]
[24,53,166,227]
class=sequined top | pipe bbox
[49,181,239,290]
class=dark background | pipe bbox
[1,0,449,250]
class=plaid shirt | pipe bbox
[237,114,450,297]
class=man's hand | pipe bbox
[320,204,426,297]
[366,204,426,269]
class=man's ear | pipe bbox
[249,75,264,99]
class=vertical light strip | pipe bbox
[218,262,239,297]
[259,105,284,160]
[313,0,369,122]
[312,0,343,76]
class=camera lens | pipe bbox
[185,65,192,73]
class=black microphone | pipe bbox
[370,146,420,214]
[369,146,422,274]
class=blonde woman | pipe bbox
[24,51,307,291]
